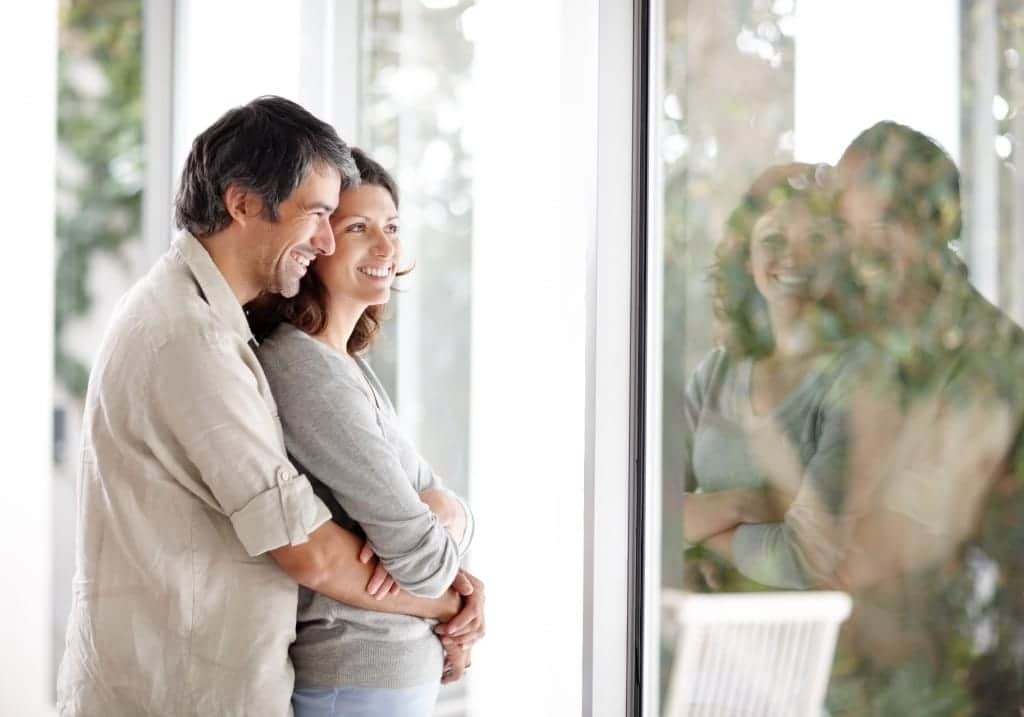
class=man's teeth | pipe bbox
[359,266,391,278]
[291,252,312,268]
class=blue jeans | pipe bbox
[291,684,440,717]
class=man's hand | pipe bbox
[358,541,400,599]
[441,642,473,684]
[434,570,485,646]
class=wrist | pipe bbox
[434,588,462,622]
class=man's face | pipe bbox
[250,166,342,298]
[837,157,923,308]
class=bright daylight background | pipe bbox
[2,1,594,715]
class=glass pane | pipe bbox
[356,4,588,714]
[655,0,1024,714]
[53,1,588,714]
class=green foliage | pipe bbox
[56,0,142,397]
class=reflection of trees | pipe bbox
[663,1,1024,714]
[661,0,795,591]
[56,0,142,398]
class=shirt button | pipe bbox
[277,468,293,483]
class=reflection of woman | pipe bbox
[680,163,855,589]
[249,149,477,716]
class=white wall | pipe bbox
[0,0,58,713]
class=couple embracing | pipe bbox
[58,96,483,717]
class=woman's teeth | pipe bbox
[359,266,391,278]
[775,273,808,287]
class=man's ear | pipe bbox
[224,184,263,227]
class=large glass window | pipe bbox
[51,2,592,715]
[653,1,1024,714]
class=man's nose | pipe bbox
[312,216,336,256]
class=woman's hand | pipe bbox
[358,541,400,599]
[435,570,485,646]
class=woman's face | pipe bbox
[747,200,841,317]
[315,183,400,309]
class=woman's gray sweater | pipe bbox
[257,324,473,689]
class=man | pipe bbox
[828,120,1024,713]
[58,96,483,716]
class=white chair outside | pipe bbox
[661,589,852,717]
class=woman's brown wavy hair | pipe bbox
[710,162,841,358]
[246,147,409,354]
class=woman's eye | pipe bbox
[385,224,400,235]
[346,223,366,233]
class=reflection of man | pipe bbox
[831,120,1024,711]
[57,97,482,716]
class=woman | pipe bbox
[249,148,476,716]
[680,162,858,590]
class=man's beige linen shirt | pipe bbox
[57,233,332,716]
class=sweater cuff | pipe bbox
[450,491,475,557]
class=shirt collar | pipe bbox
[172,232,256,345]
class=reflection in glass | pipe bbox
[658,3,1024,714]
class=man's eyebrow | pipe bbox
[305,201,337,213]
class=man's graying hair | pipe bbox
[174,96,359,238]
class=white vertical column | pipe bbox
[299,0,336,122]
[967,0,1000,303]
[1013,85,1024,325]
[171,0,304,176]
[466,1,589,715]
[142,0,177,263]
[585,0,634,715]
[329,0,362,143]
[0,1,58,714]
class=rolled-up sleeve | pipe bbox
[148,330,331,557]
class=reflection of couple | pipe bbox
[58,97,482,716]
[680,121,1024,710]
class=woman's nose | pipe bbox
[371,228,395,257]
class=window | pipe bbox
[650,1,1024,714]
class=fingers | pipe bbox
[441,643,471,684]
[358,542,374,564]
[450,571,474,596]
[435,602,484,641]
[366,562,395,599]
